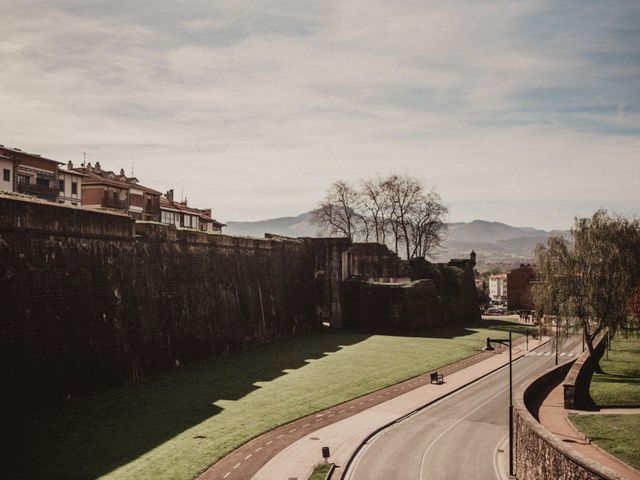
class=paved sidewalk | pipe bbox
[198,335,546,480]
[252,336,548,480]
[538,384,640,480]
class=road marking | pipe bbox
[265,440,273,445]
[339,410,345,414]
[289,428,297,433]
[418,356,548,479]
[316,419,322,422]
[233,463,241,469]
[244,454,252,460]
[328,414,334,417]
[276,434,284,439]
[350,405,356,409]
[223,472,230,479]
[255,447,262,452]
[303,423,310,427]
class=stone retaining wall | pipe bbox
[514,362,625,480]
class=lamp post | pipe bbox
[484,330,513,477]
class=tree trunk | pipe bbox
[584,323,604,374]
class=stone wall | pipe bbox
[341,257,480,333]
[514,362,624,480]
[0,197,317,414]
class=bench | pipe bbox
[430,371,444,384]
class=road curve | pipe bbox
[346,337,582,480]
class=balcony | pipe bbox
[17,182,59,198]
[102,194,128,209]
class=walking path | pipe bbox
[199,335,548,480]
[538,383,640,480]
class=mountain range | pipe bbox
[225,212,569,265]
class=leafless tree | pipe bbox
[313,180,362,239]
[360,178,392,244]
[406,191,448,258]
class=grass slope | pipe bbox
[590,333,640,406]
[569,414,640,470]
[12,319,523,480]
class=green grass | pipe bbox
[590,333,640,406]
[10,319,522,480]
[308,463,332,480]
[569,414,640,470]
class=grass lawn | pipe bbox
[11,319,523,480]
[308,463,332,480]
[590,333,640,406]
[569,414,640,470]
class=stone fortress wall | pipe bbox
[0,196,479,414]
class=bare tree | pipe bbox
[314,180,362,239]
[383,175,422,259]
[381,175,447,259]
[407,191,448,258]
[360,178,392,244]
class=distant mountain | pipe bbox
[224,213,569,264]
[225,212,318,238]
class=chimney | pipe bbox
[165,189,174,202]
[95,161,101,171]
[120,168,125,176]
[67,160,73,170]
[87,162,92,169]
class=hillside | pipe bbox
[224,213,568,264]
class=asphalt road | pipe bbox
[347,336,582,480]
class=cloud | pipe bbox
[0,0,638,230]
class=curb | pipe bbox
[337,338,552,479]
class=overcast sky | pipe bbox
[1,1,639,230]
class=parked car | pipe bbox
[485,306,507,315]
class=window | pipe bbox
[71,182,77,195]
[36,177,49,187]
[59,179,65,192]
[17,174,30,185]
[3,169,9,182]
[161,211,175,225]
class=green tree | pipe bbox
[534,210,640,371]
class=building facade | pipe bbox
[159,190,225,233]
[507,264,536,311]
[71,162,161,221]
[0,145,63,201]
[489,273,508,301]
[0,153,16,192]
[57,163,86,206]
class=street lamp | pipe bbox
[483,330,513,477]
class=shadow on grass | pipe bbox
[7,331,371,480]
[7,320,524,479]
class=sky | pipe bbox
[1,0,639,230]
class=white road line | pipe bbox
[289,428,297,433]
[255,447,262,452]
[244,454,252,460]
[223,472,230,479]
[265,440,273,445]
[303,423,310,427]
[233,463,241,469]
[417,357,549,479]
[276,434,284,439]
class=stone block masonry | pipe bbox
[0,196,317,414]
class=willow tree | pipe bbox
[534,210,640,371]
